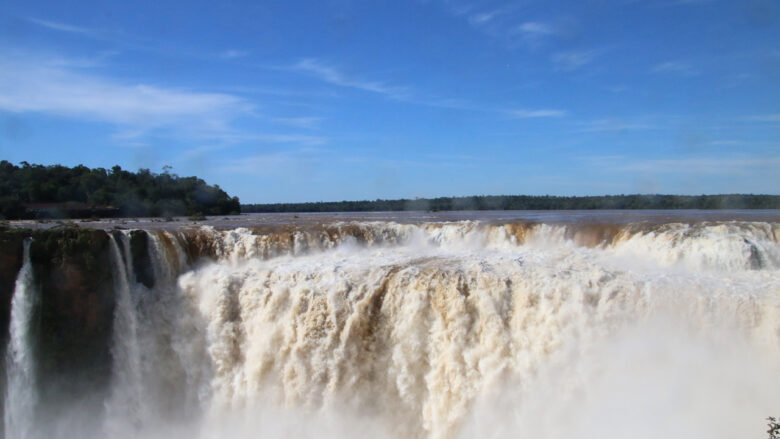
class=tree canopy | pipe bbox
[0,161,240,219]
[242,193,780,213]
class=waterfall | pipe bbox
[2,219,779,439]
[104,232,144,435]
[4,239,37,439]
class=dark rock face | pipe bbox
[26,228,116,408]
[0,226,212,431]
[127,230,155,289]
[0,227,118,431]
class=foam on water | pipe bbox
[7,219,780,438]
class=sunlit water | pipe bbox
[4,212,780,438]
[4,240,37,439]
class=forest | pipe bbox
[2,161,776,220]
[242,193,780,213]
[0,161,240,219]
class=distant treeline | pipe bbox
[0,161,240,219]
[242,194,780,213]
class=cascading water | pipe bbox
[104,232,144,435]
[168,221,780,439]
[3,218,780,439]
[4,239,37,439]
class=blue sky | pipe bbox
[0,0,778,203]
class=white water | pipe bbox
[104,232,144,435]
[9,220,780,438]
[167,222,780,439]
[4,239,37,439]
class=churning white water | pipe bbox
[4,239,37,439]
[9,219,780,438]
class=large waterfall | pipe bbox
[4,239,37,439]
[104,232,144,435]
[2,217,779,438]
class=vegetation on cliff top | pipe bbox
[0,161,240,219]
[242,193,780,213]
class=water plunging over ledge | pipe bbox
[1,211,778,438]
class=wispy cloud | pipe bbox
[551,50,599,71]
[272,117,323,129]
[0,51,254,140]
[616,155,780,175]
[674,0,714,4]
[743,114,780,122]
[581,154,780,179]
[509,109,567,118]
[218,148,328,174]
[28,17,91,34]
[709,140,745,146]
[220,49,249,59]
[290,58,567,117]
[289,58,474,110]
[469,8,507,26]
[291,58,410,100]
[228,133,328,145]
[652,61,699,76]
[509,21,562,49]
[579,118,656,132]
[515,21,556,36]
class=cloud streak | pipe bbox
[272,117,323,129]
[509,109,567,118]
[469,8,507,26]
[551,50,599,71]
[28,17,92,34]
[652,61,699,76]
[515,21,556,36]
[292,58,410,100]
[579,118,656,132]
[0,51,254,140]
[291,58,567,118]
[616,156,780,175]
[743,114,780,122]
[220,49,249,59]
[218,147,329,174]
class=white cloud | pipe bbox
[709,140,745,146]
[291,58,565,117]
[218,148,327,174]
[224,133,328,145]
[28,18,91,34]
[652,61,699,76]
[220,49,249,59]
[272,117,323,129]
[579,154,780,184]
[579,118,656,132]
[616,156,780,175]
[675,0,714,4]
[469,9,506,26]
[509,109,567,118]
[743,114,780,122]
[510,21,560,49]
[516,22,555,36]
[290,58,477,110]
[0,52,255,140]
[292,58,410,100]
[551,50,599,71]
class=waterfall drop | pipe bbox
[4,239,37,439]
